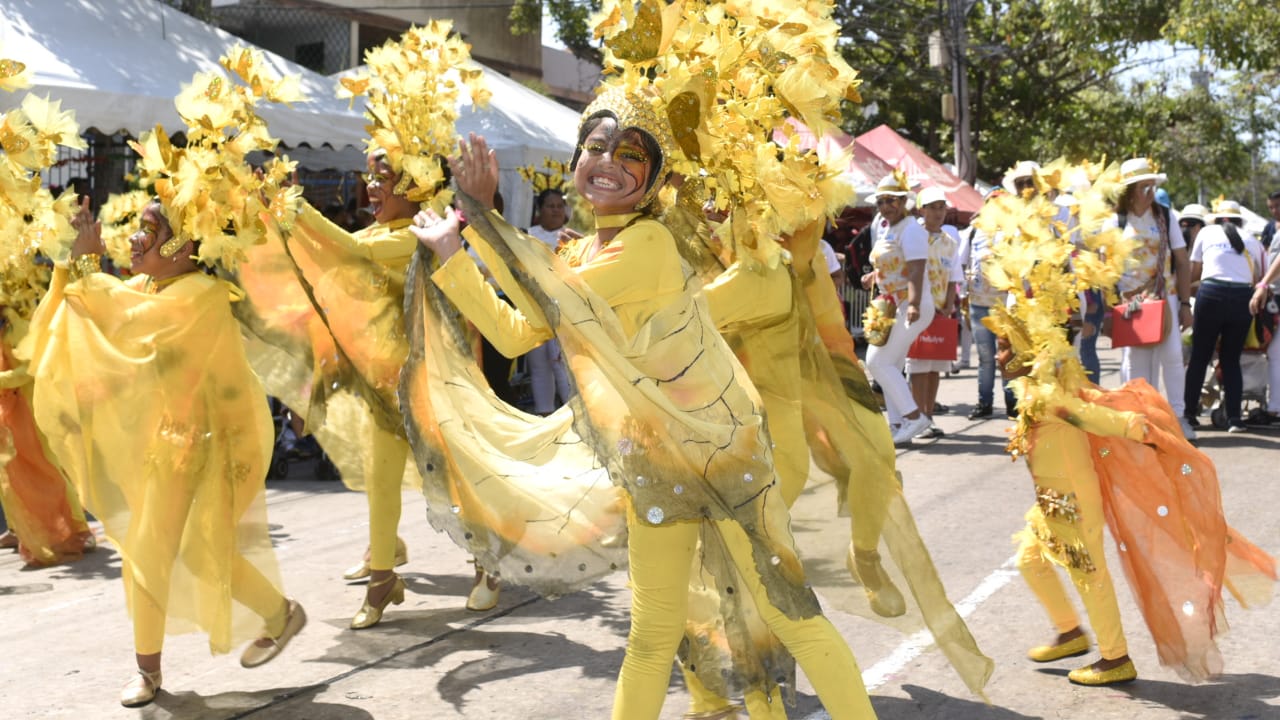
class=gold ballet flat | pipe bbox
[241,598,307,668]
[684,704,744,719]
[1028,633,1090,662]
[848,546,906,618]
[120,668,162,708]
[1068,659,1138,686]
[350,573,406,629]
[466,568,501,612]
[343,536,409,581]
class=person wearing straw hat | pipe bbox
[1104,157,1194,439]
[861,171,935,444]
[1184,199,1265,433]
[908,186,963,437]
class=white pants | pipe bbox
[866,291,935,426]
[527,339,571,414]
[1268,325,1280,413]
[1120,295,1186,417]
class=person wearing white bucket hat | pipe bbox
[907,186,963,437]
[1104,157,1194,439]
[861,170,935,444]
[1184,199,1265,433]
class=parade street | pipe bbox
[4,347,1277,720]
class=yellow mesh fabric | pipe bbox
[22,270,281,654]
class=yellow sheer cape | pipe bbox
[406,198,819,625]
[665,218,991,700]
[234,203,420,491]
[21,270,281,654]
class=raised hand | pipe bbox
[70,196,105,258]
[409,206,463,262]
[451,133,499,211]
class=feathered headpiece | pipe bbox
[337,21,489,210]
[591,0,862,267]
[0,48,85,321]
[975,158,1132,457]
[128,45,303,270]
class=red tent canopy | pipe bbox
[854,124,983,220]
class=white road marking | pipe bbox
[802,555,1020,720]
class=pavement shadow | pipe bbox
[1114,672,1280,719]
[399,627,627,712]
[143,684,375,720]
[43,541,123,582]
[870,684,1045,719]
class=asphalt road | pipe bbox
[3,347,1277,720]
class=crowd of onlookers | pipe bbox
[824,159,1280,446]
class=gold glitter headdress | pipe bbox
[0,48,84,320]
[591,0,862,266]
[575,84,678,211]
[128,45,303,269]
[974,158,1132,457]
[337,21,489,210]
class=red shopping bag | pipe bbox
[1110,298,1169,348]
[908,315,958,360]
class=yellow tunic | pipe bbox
[21,269,282,654]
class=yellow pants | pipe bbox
[124,473,286,655]
[1016,458,1127,660]
[615,514,876,720]
[367,425,409,570]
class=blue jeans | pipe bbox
[970,304,1015,409]
[1079,290,1105,383]
[1184,282,1254,423]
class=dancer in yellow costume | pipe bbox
[18,46,311,708]
[237,23,498,620]
[412,82,875,719]
[0,53,93,567]
[24,199,306,706]
[978,165,1275,686]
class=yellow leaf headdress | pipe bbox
[128,45,303,270]
[975,158,1132,457]
[0,50,85,320]
[97,189,154,269]
[591,0,862,267]
[517,157,571,194]
[338,21,489,210]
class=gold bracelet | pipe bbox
[70,253,101,280]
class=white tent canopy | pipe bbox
[325,62,582,228]
[0,0,366,150]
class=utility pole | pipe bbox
[948,0,976,184]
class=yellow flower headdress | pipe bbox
[517,157,572,194]
[975,158,1132,457]
[97,189,154,269]
[338,21,489,210]
[0,48,85,321]
[591,0,862,267]
[128,46,304,270]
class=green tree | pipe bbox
[510,0,604,65]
